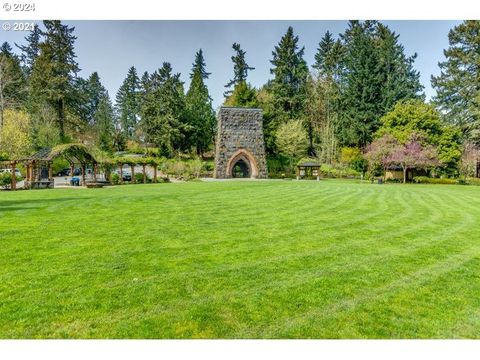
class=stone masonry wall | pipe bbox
[214,107,268,178]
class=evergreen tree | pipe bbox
[185,49,215,155]
[337,21,423,147]
[29,20,79,141]
[310,31,344,156]
[115,66,140,139]
[0,42,27,129]
[224,43,255,97]
[270,26,309,121]
[431,20,480,144]
[313,31,344,81]
[82,72,108,125]
[375,23,424,114]
[16,24,42,73]
[140,62,186,156]
[224,81,258,108]
[191,49,211,80]
[95,93,116,152]
[337,21,383,147]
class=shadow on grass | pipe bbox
[0,197,93,213]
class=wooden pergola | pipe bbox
[296,162,321,181]
[115,156,161,184]
[15,144,98,190]
[4,144,172,191]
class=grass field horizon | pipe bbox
[1,180,480,338]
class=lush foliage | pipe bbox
[0,20,477,181]
[432,20,480,144]
[185,50,216,155]
[224,43,255,97]
[376,100,461,175]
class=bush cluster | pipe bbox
[0,173,22,189]
[320,164,360,179]
[162,158,210,180]
[413,176,457,185]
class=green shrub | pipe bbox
[203,160,215,173]
[267,155,295,178]
[111,173,120,185]
[320,164,360,179]
[0,152,9,161]
[134,172,151,183]
[155,177,170,183]
[351,156,369,175]
[413,176,457,185]
[187,158,203,178]
[466,177,480,186]
[170,161,188,178]
[0,173,22,189]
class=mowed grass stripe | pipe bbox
[1,180,480,338]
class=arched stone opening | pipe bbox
[226,149,259,179]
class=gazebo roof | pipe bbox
[22,144,97,163]
[297,162,321,167]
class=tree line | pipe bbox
[0,20,479,179]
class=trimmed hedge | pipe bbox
[413,176,457,185]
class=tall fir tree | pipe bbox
[186,49,215,155]
[431,20,480,144]
[140,62,186,156]
[115,66,141,139]
[313,31,344,81]
[224,43,255,97]
[336,21,423,147]
[29,20,79,141]
[337,21,383,147]
[0,42,27,128]
[82,72,108,125]
[375,23,424,114]
[95,92,116,152]
[270,26,309,122]
[16,24,42,74]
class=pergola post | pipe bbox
[153,165,158,183]
[142,164,146,184]
[48,161,53,181]
[26,162,32,188]
[131,165,135,184]
[70,162,75,183]
[11,161,17,191]
[93,163,98,181]
[81,164,86,186]
[296,166,300,180]
[119,163,124,184]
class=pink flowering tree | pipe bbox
[390,135,439,183]
[365,134,400,180]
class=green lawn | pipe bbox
[1,179,480,338]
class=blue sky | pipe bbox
[2,20,460,109]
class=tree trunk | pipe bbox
[57,98,65,141]
[119,164,123,184]
[0,59,5,130]
[153,166,158,183]
[131,165,135,183]
[142,165,146,184]
[81,164,86,186]
[403,166,407,184]
[11,161,16,191]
